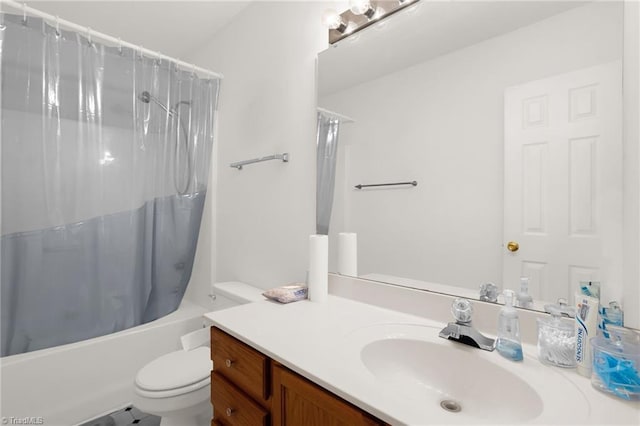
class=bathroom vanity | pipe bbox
[210,327,384,425]
[205,276,639,425]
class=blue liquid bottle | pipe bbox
[496,289,524,361]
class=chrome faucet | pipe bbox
[439,298,496,351]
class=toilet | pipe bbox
[132,282,266,426]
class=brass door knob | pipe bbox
[507,241,520,252]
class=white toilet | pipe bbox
[132,282,265,426]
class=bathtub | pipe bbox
[0,299,208,425]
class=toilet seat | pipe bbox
[135,375,210,399]
[135,346,211,399]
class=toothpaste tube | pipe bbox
[575,292,599,377]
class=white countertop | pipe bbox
[205,295,639,425]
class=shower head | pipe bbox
[138,91,152,104]
[137,91,191,116]
[137,91,194,196]
[138,90,173,115]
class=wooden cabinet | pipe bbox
[271,364,383,426]
[210,327,385,426]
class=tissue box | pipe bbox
[262,284,308,304]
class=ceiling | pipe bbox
[19,1,253,59]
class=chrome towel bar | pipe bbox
[230,153,289,170]
[354,181,418,189]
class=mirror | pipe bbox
[317,0,639,327]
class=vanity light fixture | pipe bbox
[324,0,420,44]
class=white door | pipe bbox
[503,61,622,305]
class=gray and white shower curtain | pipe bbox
[316,113,340,235]
[0,14,219,356]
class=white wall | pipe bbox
[320,2,623,292]
[185,1,330,298]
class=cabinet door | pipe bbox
[211,372,269,426]
[271,364,383,426]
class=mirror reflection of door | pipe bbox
[503,61,623,304]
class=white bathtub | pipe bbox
[0,299,208,426]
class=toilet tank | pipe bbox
[210,281,266,310]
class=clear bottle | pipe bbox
[516,276,533,309]
[496,289,524,361]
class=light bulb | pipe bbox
[321,9,340,29]
[349,0,376,19]
[349,0,371,15]
[321,8,347,32]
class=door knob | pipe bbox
[507,241,520,252]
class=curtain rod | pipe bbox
[0,0,223,80]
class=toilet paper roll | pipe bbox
[338,232,358,276]
[308,234,328,303]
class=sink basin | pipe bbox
[361,338,543,422]
[342,323,590,425]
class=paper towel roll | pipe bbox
[308,234,328,303]
[338,232,358,276]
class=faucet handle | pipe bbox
[479,282,499,303]
[451,298,473,324]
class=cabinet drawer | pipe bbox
[212,372,269,426]
[211,327,270,402]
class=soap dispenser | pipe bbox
[516,276,533,309]
[496,289,524,361]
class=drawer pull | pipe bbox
[226,407,235,417]
[225,359,234,368]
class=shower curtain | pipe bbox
[316,112,340,235]
[0,14,220,356]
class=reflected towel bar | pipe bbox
[230,153,289,170]
[355,181,418,189]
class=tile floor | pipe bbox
[79,405,160,426]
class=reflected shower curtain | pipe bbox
[316,113,340,235]
[0,14,220,356]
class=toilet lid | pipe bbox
[135,346,212,391]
